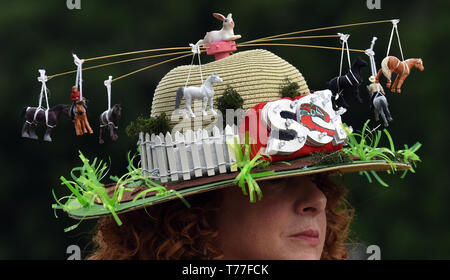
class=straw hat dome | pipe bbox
[150,49,310,128]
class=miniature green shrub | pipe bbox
[311,151,352,166]
[216,85,244,117]
[125,112,172,138]
[280,77,300,98]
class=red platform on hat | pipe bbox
[206,41,237,60]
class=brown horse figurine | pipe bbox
[74,100,93,136]
[375,56,424,93]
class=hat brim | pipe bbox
[65,159,411,220]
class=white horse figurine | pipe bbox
[175,72,223,118]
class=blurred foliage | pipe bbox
[1,0,449,259]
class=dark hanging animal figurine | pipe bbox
[325,56,368,110]
[366,76,393,127]
[375,56,424,93]
[99,104,122,144]
[21,104,70,142]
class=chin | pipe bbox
[289,253,321,260]
[274,249,321,260]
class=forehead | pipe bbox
[262,175,312,186]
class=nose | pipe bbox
[292,178,327,216]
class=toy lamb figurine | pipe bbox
[196,13,242,47]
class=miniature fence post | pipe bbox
[145,133,153,176]
[175,131,191,181]
[139,132,147,177]
[213,126,227,173]
[224,125,238,172]
[150,134,158,174]
[155,135,168,183]
[196,129,205,175]
[186,129,203,178]
[165,132,179,182]
[202,129,215,176]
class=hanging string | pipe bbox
[196,45,204,84]
[365,37,383,92]
[104,76,112,111]
[84,46,194,62]
[47,20,395,81]
[43,20,394,86]
[48,50,192,80]
[338,33,351,76]
[86,37,335,62]
[73,54,84,100]
[47,20,393,65]
[185,43,205,86]
[37,69,50,109]
[184,50,196,87]
[386,19,404,60]
[111,53,194,83]
[240,19,396,45]
[236,35,340,44]
[237,43,365,53]
[365,37,378,77]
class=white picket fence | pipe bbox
[137,125,239,183]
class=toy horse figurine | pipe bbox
[375,56,424,93]
[326,56,368,110]
[74,99,93,136]
[367,76,393,127]
[175,72,223,118]
[21,104,70,142]
[99,104,122,144]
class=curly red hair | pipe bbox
[87,174,354,260]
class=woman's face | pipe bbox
[215,175,327,260]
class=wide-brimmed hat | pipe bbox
[53,49,419,227]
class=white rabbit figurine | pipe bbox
[196,13,242,47]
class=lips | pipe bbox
[289,229,320,246]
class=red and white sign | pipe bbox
[240,90,347,162]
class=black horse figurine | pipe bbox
[21,104,70,142]
[99,104,122,144]
[326,56,368,110]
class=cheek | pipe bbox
[319,211,327,237]
[216,190,287,259]
[316,210,327,256]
